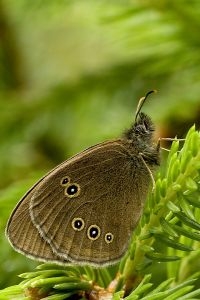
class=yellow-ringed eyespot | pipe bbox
[60,176,70,186]
[87,225,101,241]
[105,232,114,244]
[65,183,80,198]
[71,218,85,231]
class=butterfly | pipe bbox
[6,91,159,267]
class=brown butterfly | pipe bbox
[6,91,160,267]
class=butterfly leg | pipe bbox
[139,153,156,190]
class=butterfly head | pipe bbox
[123,111,155,146]
[134,111,155,138]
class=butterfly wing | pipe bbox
[7,140,151,266]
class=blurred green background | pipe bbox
[1,0,200,289]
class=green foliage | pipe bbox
[1,126,200,299]
[1,0,200,189]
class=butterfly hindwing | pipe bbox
[28,140,151,266]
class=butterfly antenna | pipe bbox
[135,90,157,122]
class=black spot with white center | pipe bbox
[67,185,78,195]
[87,225,101,240]
[72,218,84,231]
[90,227,98,238]
[65,183,80,197]
[105,232,114,244]
[61,176,70,186]
[74,219,82,229]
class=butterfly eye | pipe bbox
[87,225,101,241]
[72,217,85,231]
[65,183,80,198]
[61,176,70,186]
[105,232,114,244]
